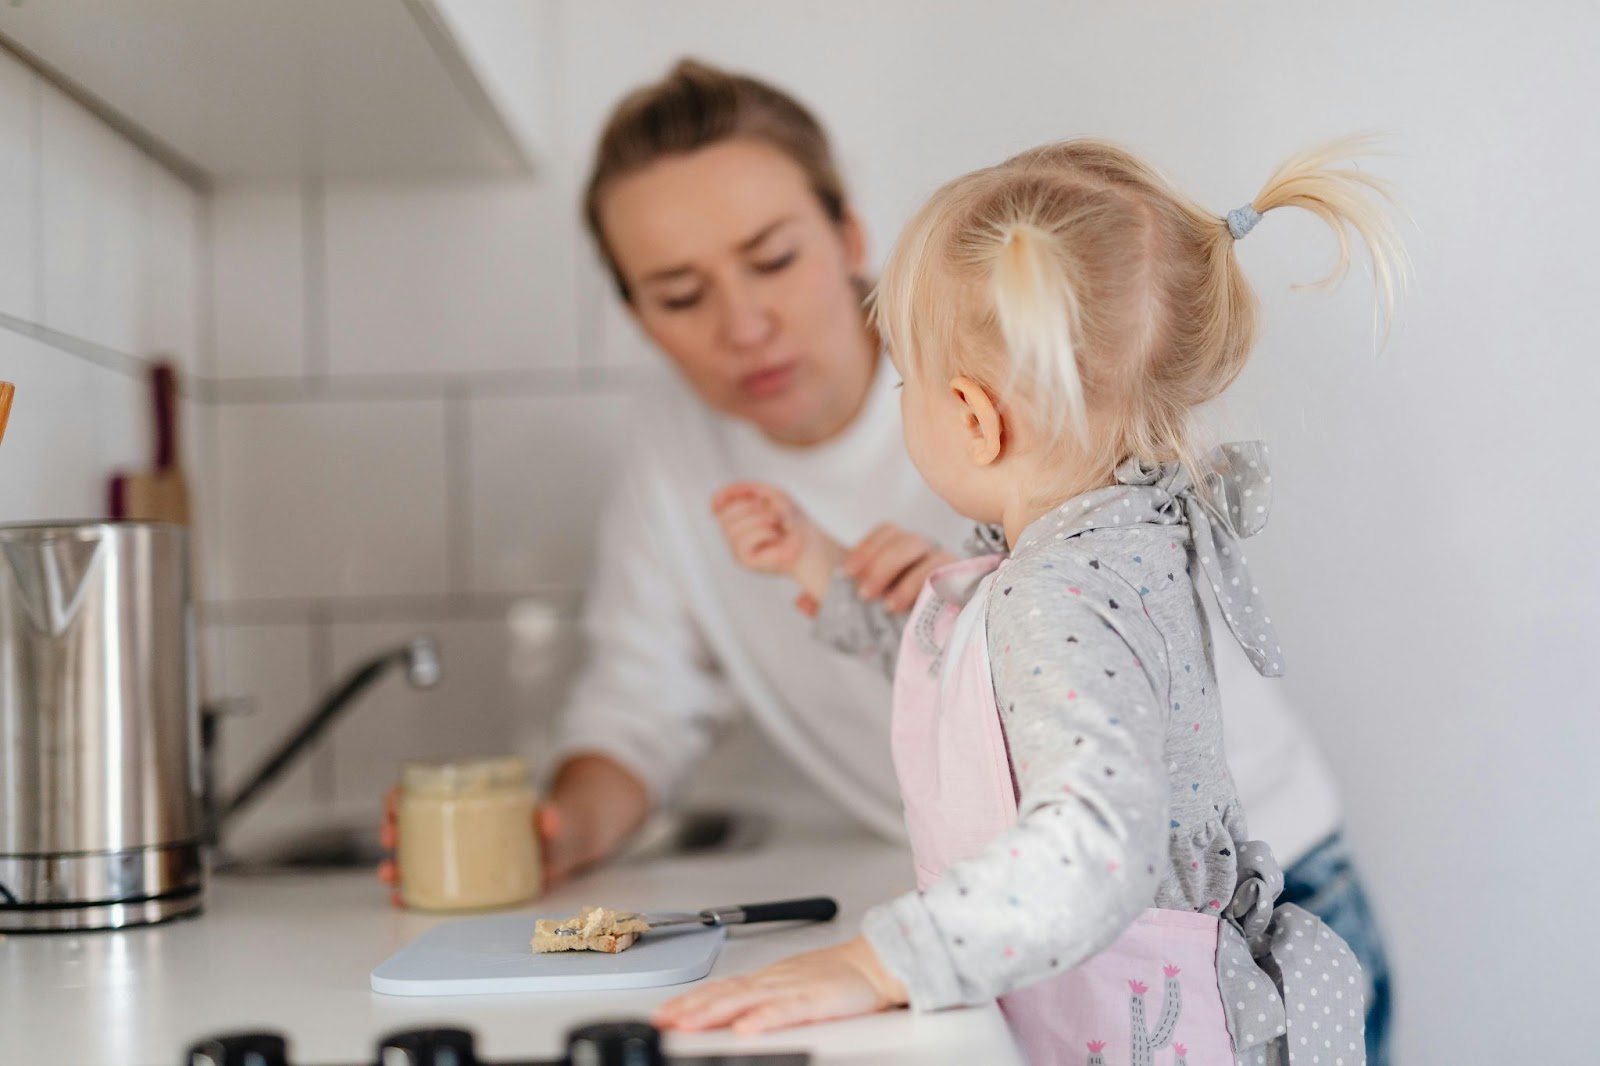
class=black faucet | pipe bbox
[201,637,442,847]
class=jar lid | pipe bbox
[401,756,531,798]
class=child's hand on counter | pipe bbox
[711,482,844,603]
[653,935,909,1035]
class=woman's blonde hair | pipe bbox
[872,135,1408,484]
[584,58,851,300]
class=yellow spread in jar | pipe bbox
[396,756,540,911]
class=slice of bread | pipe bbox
[531,906,650,954]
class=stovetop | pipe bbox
[183,1021,808,1066]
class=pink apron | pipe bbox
[891,554,1235,1066]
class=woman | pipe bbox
[382,58,1391,1062]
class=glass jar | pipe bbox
[395,756,541,911]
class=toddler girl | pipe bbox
[657,136,1404,1066]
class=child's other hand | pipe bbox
[653,935,908,1035]
[711,481,813,576]
[844,523,955,614]
[711,482,844,604]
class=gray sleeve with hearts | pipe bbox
[808,524,1007,680]
[810,571,906,680]
[860,544,1174,1010]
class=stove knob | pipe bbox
[563,1021,663,1066]
[185,1032,290,1066]
[376,1027,478,1066]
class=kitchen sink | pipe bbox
[217,807,770,874]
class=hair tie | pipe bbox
[1226,205,1262,240]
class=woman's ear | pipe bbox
[838,208,869,280]
[950,375,1004,467]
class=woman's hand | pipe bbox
[377,785,406,907]
[711,482,844,602]
[843,524,955,614]
[535,754,652,889]
[653,935,909,1035]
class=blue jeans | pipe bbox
[1279,831,1393,1066]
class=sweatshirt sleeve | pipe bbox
[550,452,739,808]
[863,549,1171,1009]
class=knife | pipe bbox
[627,895,838,931]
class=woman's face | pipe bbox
[597,139,874,446]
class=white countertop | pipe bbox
[1,827,1021,1066]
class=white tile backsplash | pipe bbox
[0,331,99,521]
[209,184,306,380]
[323,180,580,376]
[187,396,226,598]
[38,83,144,355]
[467,390,632,593]
[0,52,36,323]
[684,717,856,833]
[89,360,146,488]
[139,164,203,375]
[0,58,201,536]
[213,398,450,601]
[595,274,660,370]
[0,348,180,526]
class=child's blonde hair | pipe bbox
[873,135,1407,486]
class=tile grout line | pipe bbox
[302,177,330,385]
[192,192,222,592]
[0,310,146,379]
[204,366,642,404]
[0,310,647,400]
[307,603,335,806]
[550,0,608,390]
[445,384,473,596]
[574,249,604,386]
[201,589,586,626]
[197,190,220,382]
[29,65,42,329]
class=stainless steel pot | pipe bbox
[0,520,202,931]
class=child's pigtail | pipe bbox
[990,223,1089,441]
[1233,133,1411,341]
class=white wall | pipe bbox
[0,47,205,538]
[198,2,1598,1060]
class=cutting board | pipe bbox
[371,912,728,996]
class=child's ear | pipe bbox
[949,376,1004,467]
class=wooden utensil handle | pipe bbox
[152,363,178,470]
[0,382,13,447]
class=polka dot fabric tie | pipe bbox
[1219,841,1368,1065]
[1112,442,1285,677]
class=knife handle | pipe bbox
[709,896,839,926]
